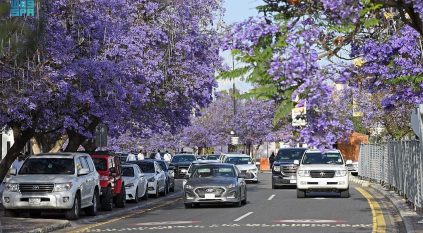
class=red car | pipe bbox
[90,152,126,211]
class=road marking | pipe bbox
[274,219,347,223]
[356,187,386,233]
[234,212,254,222]
[69,198,183,233]
[267,194,276,200]
[136,221,200,226]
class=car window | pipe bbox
[79,157,90,170]
[122,167,135,177]
[302,152,343,165]
[276,149,306,162]
[156,161,168,171]
[133,162,155,173]
[19,158,75,175]
[191,165,235,178]
[92,158,107,171]
[85,157,95,172]
[224,157,252,165]
[171,155,196,163]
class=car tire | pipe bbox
[297,189,306,198]
[141,186,148,200]
[4,209,19,217]
[340,189,350,198]
[169,182,175,192]
[151,183,159,198]
[184,203,193,209]
[134,187,139,203]
[272,182,277,189]
[241,190,247,205]
[101,187,113,211]
[65,193,80,220]
[160,183,167,196]
[115,185,126,208]
[85,190,99,216]
[29,211,42,218]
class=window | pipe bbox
[85,157,95,172]
[92,158,107,171]
[122,167,135,177]
[19,158,75,175]
[79,157,90,170]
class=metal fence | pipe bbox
[359,141,422,208]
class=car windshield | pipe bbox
[92,158,107,171]
[276,149,306,162]
[156,161,168,171]
[207,155,219,160]
[19,158,75,175]
[302,152,344,165]
[171,155,196,163]
[118,155,128,163]
[122,167,135,177]
[191,165,235,178]
[133,162,155,173]
[224,157,252,165]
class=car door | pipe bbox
[134,166,145,197]
[83,156,96,197]
[154,163,164,191]
[77,157,90,206]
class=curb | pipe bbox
[26,220,71,233]
[350,176,418,233]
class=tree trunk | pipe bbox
[0,126,34,182]
[64,130,86,152]
[49,134,68,152]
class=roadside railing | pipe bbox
[359,140,422,209]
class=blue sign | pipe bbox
[10,0,35,17]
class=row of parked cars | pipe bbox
[2,151,175,220]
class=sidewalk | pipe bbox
[350,176,423,233]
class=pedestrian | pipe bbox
[269,152,276,169]
[137,151,145,160]
[11,152,26,173]
[155,150,162,160]
[163,150,172,162]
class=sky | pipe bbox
[217,0,262,93]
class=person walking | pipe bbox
[155,150,162,160]
[269,152,276,169]
[163,150,172,162]
[137,151,145,160]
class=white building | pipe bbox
[1,130,14,160]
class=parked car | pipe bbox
[122,164,148,202]
[90,151,126,210]
[169,154,197,179]
[153,160,175,193]
[206,154,220,160]
[296,149,351,198]
[128,160,167,198]
[271,148,307,189]
[223,154,258,183]
[346,161,359,176]
[184,163,247,208]
[2,153,100,220]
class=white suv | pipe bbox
[2,153,100,220]
[295,149,351,198]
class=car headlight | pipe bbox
[297,170,310,177]
[184,184,193,190]
[273,166,281,172]
[335,170,348,177]
[54,182,73,192]
[147,177,155,182]
[125,183,134,188]
[5,183,19,192]
[226,183,236,189]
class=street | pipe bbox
[61,173,404,233]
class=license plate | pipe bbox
[290,180,297,184]
[29,198,41,205]
[205,193,215,199]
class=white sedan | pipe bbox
[122,164,148,202]
[129,161,167,198]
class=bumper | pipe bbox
[297,176,349,191]
[272,175,297,186]
[184,188,240,204]
[125,185,137,200]
[147,182,157,194]
[2,191,75,210]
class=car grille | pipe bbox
[310,170,335,178]
[281,165,297,176]
[175,166,190,178]
[195,187,225,198]
[19,183,54,193]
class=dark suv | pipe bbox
[90,152,126,210]
[271,148,307,189]
[169,154,197,179]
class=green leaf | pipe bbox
[362,18,379,28]
[218,66,250,80]
[273,101,293,125]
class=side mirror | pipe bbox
[293,160,300,165]
[78,168,90,176]
[346,160,353,165]
[9,168,17,175]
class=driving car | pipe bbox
[296,149,351,198]
[183,160,221,188]
[223,154,258,183]
[122,164,148,202]
[184,163,247,208]
[128,160,167,198]
[272,148,307,189]
[2,153,100,220]
[152,159,175,193]
[169,154,197,178]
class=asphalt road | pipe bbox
[63,173,405,233]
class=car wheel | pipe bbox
[85,189,99,216]
[297,189,306,198]
[184,203,193,209]
[241,190,247,205]
[134,187,139,203]
[272,181,277,189]
[65,193,80,220]
[4,209,19,217]
[101,187,113,211]
[115,185,126,208]
[151,182,159,198]
[169,181,175,192]
[160,182,167,196]
[141,186,148,200]
[340,188,350,198]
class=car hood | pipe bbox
[274,161,297,166]
[299,164,346,170]
[235,164,257,170]
[7,174,76,183]
[186,177,236,187]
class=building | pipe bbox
[1,130,14,160]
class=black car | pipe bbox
[151,159,175,192]
[271,148,307,189]
[169,154,197,178]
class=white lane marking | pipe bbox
[274,219,347,223]
[234,212,254,222]
[268,194,276,200]
[136,221,200,226]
